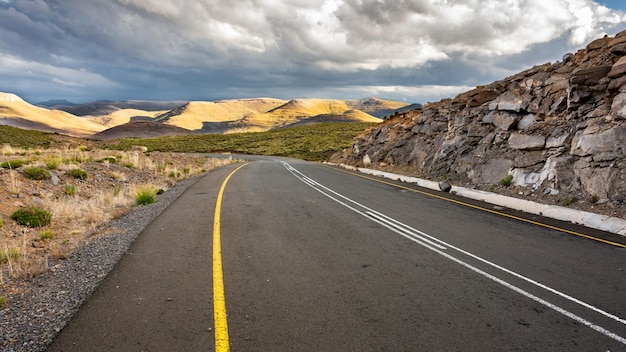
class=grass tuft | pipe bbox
[134,185,158,206]
[500,174,514,187]
[68,168,88,179]
[1,159,26,169]
[23,167,51,180]
[11,206,52,227]
[39,229,54,240]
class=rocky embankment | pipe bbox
[332,30,626,219]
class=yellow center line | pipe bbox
[213,163,249,352]
[330,166,626,249]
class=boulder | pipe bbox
[517,114,536,130]
[571,66,611,85]
[438,181,452,192]
[570,127,625,158]
[363,154,372,167]
[608,56,626,78]
[508,133,546,150]
[490,112,518,131]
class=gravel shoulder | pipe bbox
[0,175,203,352]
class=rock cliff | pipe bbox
[332,30,626,215]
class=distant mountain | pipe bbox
[346,98,420,118]
[91,120,194,140]
[36,99,77,107]
[45,100,188,116]
[0,92,415,137]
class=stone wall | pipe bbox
[332,30,626,207]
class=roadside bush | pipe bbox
[11,206,52,227]
[0,159,25,169]
[69,168,88,180]
[134,185,157,206]
[23,167,51,180]
[500,175,513,187]
[0,216,3,228]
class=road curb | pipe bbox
[327,163,626,237]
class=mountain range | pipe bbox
[0,93,416,139]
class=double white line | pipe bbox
[281,161,626,345]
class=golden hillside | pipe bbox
[0,93,103,136]
[86,109,168,127]
[161,98,288,130]
[225,99,381,132]
[0,92,407,136]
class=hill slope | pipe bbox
[332,30,626,216]
[1,94,408,137]
[0,93,103,136]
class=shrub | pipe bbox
[40,229,54,240]
[11,206,52,227]
[500,174,514,187]
[45,157,62,170]
[0,295,6,309]
[65,183,77,196]
[590,194,599,204]
[562,195,576,207]
[134,185,157,206]
[69,168,88,180]
[23,167,51,180]
[0,159,25,169]
[0,216,3,228]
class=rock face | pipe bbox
[332,31,626,206]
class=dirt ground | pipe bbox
[0,146,234,285]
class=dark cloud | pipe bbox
[0,0,624,104]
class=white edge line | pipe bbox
[283,161,626,345]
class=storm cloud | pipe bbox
[0,0,625,103]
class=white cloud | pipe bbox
[0,0,625,103]
[0,54,116,88]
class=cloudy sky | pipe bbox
[1,0,625,104]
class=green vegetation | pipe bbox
[0,216,3,228]
[11,206,52,227]
[134,185,158,206]
[23,167,51,180]
[65,183,77,196]
[69,168,88,179]
[0,295,6,310]
[561,195,576,207]
[45,157,62,170]
[102,122,377,161]
[500,174,514,187]
[0,125,52,149]
[40,229,55,240]
[1,121,376,162]
[0,159,26,169]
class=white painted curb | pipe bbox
[327,163,626,237]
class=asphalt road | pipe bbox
[48,156,626,351]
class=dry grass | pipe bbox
[0,146,235,284]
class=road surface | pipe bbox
[48,156,626,351]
